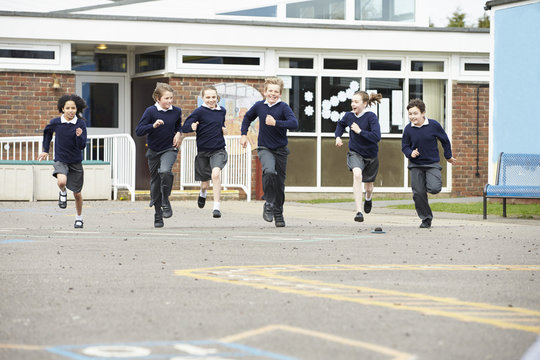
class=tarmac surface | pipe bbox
[0,197,539,360]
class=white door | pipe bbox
[75,74,128,135]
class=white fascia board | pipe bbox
[0,15,490,55]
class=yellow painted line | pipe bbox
[0,344,42,350]
[175,265,540,334]
[220,324,415,360]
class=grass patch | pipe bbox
[389,202,540,218]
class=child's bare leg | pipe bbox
[73,192,83,216]
[56,174,67,192]
[211,168,221,206]
[200,180,210,193]
[352,168,363,212]
[364,182,374,200]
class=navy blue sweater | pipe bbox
[335,111,381,158]
[181,106,226,152]
[42,117,87,163]
[136,105,182,152]
[241,101,298,150]
[401,119,453,165]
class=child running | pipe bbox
[181,85,228,218]
[240,77,298,227]
[38,94,88,229]
[335,91,382,222]
[136,83,183,228]
[402,98,456,228]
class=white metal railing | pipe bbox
[180,135,252,201]
[0,134,136,201]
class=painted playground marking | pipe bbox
[175,264,540,334]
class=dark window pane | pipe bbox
[279,57,314,69]
[182,56,260,66]
[411,61,444,72]
[0,49,55,59]
[284,76,316,133]
[365,77,404,134]
[285,137,317,186]
[464,63,489,71]
[72,53,127,72]
[136,51,165,72]
[81,82,119,128]
[321,77,361,133]
[323,58,358,70]
[368,59,401,71]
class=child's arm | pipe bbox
[135,108,158,136]
[359,113,382,144]
[434,122,453,161]
[401,127,414,158]
[181,110,199,134]
[76,121,87,150]
[240,104,259,148]
[38,120,56,160]
[271,105,298,130]
[335,115,348,147]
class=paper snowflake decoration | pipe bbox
[330,96,339,107]
[346,88,355,99]
[349,81,360,91]
[322,99,331,110]
[330,111,340,122]
[304,91,314,102]
[337,91,347,102]
[304,105,314,117]
[322,108,331,119]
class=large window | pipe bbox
[287,0,345,19]
[281,76,317,133]
[355,0,415,22]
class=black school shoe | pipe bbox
[263,202,274,222]
[354,211,364,222]
[154,213,164,228]
[364,199,372,214]
[58,192,67,209]
[162,202,173,218]
[197,195,206,209]
[420,218,432,228]
[74,219,83,229]
[213,209,221,218]
[274,212,285,227]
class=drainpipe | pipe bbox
[476,84,489,177]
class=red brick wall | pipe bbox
[0,72,75,137]
[451,82,489,197]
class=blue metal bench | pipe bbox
[483,152,540,219]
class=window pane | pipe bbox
[182,55,260,66]
[464,63,489,71]
[218,5,277,17]
[285,137,317,186]
[377,139,404,187]
[72,53,127,72]
[136,51,165,72]
[287,0,345,19]
[365,77,404,134]
[368,59,401,71]
[323,58,358,70]
[81,82,119,128]
[356,0,415,22]
[282,76,317,133]
[321,77,361,133]
[321,137,352,186]
[409,79,446,129]
[0,49,54,59]
[411,61,444,72]
[279,57,314,69]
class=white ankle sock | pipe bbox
[213,202,220,211]
[200,190,207,198]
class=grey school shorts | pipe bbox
[53,161,84,193]
[346,151,379,183]
[194,149,228,182]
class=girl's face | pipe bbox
[351,94,367,115]
[157,91,174,109]
[62,100,77,120]
[264,84,281,105]
[202,89,218,109]
[408,106,426,126]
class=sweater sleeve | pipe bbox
[401,126,413,158]
[181,108,199,134]
[41,119,56,153]
[76,120,87,150]
[335,116,347,138]
[274,104,298,130]
[241,103,259,135]
[360,113,381,144]
[434,121,453,159]
[175,108,183,134]
[135,108,155,137]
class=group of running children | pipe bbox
[39,77,455,229]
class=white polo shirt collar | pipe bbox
[155,102,173,112]
[61,114,78,124]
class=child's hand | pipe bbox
[239,135,249,149]
[153,119,164,128]
[335,137,343,147]
[76,128,83,137]
[350,123,361,134]
[222,127,227,135]
[173,132,182,148]
[191,122,198,131]
[447,157,456,165]
[37,152,48,161]
[265,115,276,126]
[411,148,420,158]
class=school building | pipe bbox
[0,0,492,199]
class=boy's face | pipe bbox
[62,100,77,121]
[264,84,281,105]
[157,91,174,109]
[202,89,218,109]
[408,106,426,126]
[351,94,366,115]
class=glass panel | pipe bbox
[72,53,127,72]
[408,79,446,129]
[136,51,165,72]
[411,61,444,72]
[368,59,401,71]
[281,76,317,133]
[356,0,415,22]
[279,57,314,69]
[287,0,345,19]
[218,5,277,17]
[321,76,361,133]
[285,137,317,186]
[182,55,260,66]
[323,58,358,70]
[0,49,54,59]
[377,138,404,187]
[464,63,489,71]
[81,82,119,128]
[321,137,352,186]
[365,77,404,134]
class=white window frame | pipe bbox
[0,42,69,71]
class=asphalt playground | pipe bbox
[0,198,539,360]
